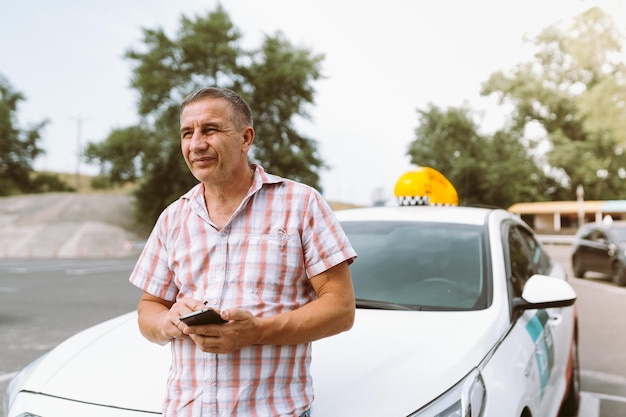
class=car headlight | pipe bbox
[3,354,48,416]
[409,368,486,417]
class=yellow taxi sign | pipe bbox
[394,167,458,206]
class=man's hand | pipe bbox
[183,308,259,354]
[183,261,355,353]
[137,261,354,350]
[166,297,207,340]
[137,293,206,345]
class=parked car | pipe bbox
[4,204,579,417]
[571,220,626,286]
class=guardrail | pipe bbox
[538,235,574,245]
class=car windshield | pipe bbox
[342,221,489,311]
[609,226,626,243]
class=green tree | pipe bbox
[0,75,48,195]
[481,7,626,200]
[406,104,486,205]
[84,126,149,185]
[406,104,558,208]
[242,32,325,186]
[85,5,325,226]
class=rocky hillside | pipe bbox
[0,191,361,259]
[0,192,144,258]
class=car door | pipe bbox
[587,229,612,274]
[506,224,571,416]
[575,228,600,273]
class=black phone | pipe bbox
[179,308,227,326]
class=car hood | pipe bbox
[13,312,169,414]
[311,308,503,415]
[15,308,504,416]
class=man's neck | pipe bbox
[203,165,255,229]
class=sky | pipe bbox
[2,0,626,205]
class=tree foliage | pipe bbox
[481,7,626,200]
[406,104,561,208]
[242,33,325,186]
[0,75,67,195]
[85,5,325,226]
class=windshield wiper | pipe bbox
[355,298,418,311]
[355,298,467,311]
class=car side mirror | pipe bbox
[512,274,577,312]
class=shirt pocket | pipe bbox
[240,231,305,296]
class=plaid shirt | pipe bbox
[129,165,356,417]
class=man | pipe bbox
[129,87,356,416]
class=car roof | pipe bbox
[334,205,499,227]
[579,220,626,231]
[607,220,626,227]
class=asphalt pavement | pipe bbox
[543,243,626,416]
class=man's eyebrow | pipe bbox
[180,121,220,134]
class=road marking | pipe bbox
[580,392,600,417]
[582,369,626,386]
[591,392,626,403]
[0,371,17,383]
[570,277,626,294]
[579,390,626,417]
[65,264,136,275]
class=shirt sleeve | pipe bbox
[301,188,357,278]
[128,209,179,302]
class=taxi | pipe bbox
[4,167,580,417]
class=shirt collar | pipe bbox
[181,163,285,203]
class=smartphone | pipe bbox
[179,308,227,326]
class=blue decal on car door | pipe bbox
[525,309,555,397]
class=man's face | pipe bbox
[180,98,253,184]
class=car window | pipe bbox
[582,228,609,243]
[341,221,488,311]
[508,228,529,297]
[608,226,626,242]
[580,228,596,241]
[523,227,552,274]
[594,230,608,243]
[507,225,551,297]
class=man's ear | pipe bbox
[242,126,255,150]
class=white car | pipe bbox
[4,205,579,417]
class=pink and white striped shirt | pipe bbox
[129,164,356,417]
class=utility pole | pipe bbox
[576,184,585,227]
[75,117,82,191]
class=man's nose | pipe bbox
[189,132,209,151]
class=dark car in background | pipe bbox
[571,221,626,286]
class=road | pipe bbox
[544,243,626,416]
[0,256,142,417]
[1,248,626,416]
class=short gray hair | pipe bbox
[180,87,253,128]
